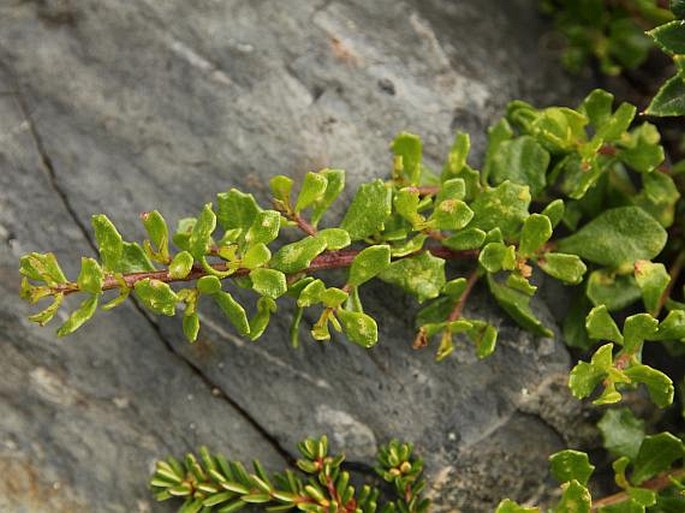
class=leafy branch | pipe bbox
[150,436,429,513]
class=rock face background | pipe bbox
[0,1,591,512]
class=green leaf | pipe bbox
[77,257,103,294]
[537,253,586,285]
[189,203,217,259]
[645,73,685,117]
[506,273,537,296]
[436,178,466,203]
[118,242,156,273]
[585,305,623,344]
[214,291,250,336]
[394,188,423,227]
[563,293,593,351]
[249,269,287,299]
[634,261,670,315]
[648,20,685,55]
[311,168,345,225]
[556,207,667,268]
[541,199,565,229]
[242,243,271,269]
[217,189,262,232]
[19,252,66,284]
[494,499,540,513]
[92,214,124,272]
[197,275,222,295]
[488,136,550,198]
[315,228,351,251]
[580,89,614,129]
[470,323,498,359]
[532,107,588,152]
[519,214,553,257]
[569,344,614,399]
[249,296,277,340]
[270,236,327,274]
[337,309,378,348]
[624,364,674,408]
[623,314,658,353]
[142,210,169,260]
[554,480,591,513]
[340,179,392,241]
[470,181,531,239]
[28,294,64,326]
[429,198,473,231]
[378,252,445,303]
[245,210,281,246]
[478,243,516,273]
[134,279,179,316]
[320,287,348,308]
[183,312,200,343]
[392,132,422,184]
[486,273,552,336]
[631,433,685,484]
[587,270,642,311]
[442,228,486,251]
[597,499,644,513]
[673,0,685,18]
[295,171,328,213]
[296,279,326,308]
[549,450,595,486]
[595,103,636,143]
[270,175,294,205]
[348,245,391,287]
[169,251,194,279]
[655,310,685,340]
[443,131,471,178]
[57,294,99,336]
[617,123,664,173]
[633,171,681,227]
[597,408,645,460]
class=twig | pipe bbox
[591,468,685,511]
[448,269,479,322]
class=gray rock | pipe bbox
[0,1,589,511]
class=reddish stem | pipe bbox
[591,468,684,511]
[448,269,479,322]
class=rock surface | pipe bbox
[0,1,588,511]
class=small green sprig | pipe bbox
[540,0,673,75]
[149,436,429,513]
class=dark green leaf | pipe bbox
[92,214,123,272]
[486,273,552,336]
[644,73,685,117]
[77,257,103,294]
[378,252,445,303]
[633,171,681,227]
[648,20,685,55]
[617,123,664,173]
[587,270,642,311]
[580,89,614,129]
[340,179,392,241]
[470,181,531,239]
[597,408,645,460]
[134,279,179,316]
[56,294,99,336]
[214,291,250,336]
[488,136,550,198]
[549,450,595,486]
[563,293,593,351]
[631,433,685,484]
[348,245,391,287]
[557,207,667,268]
[337,309,378,348]
[249,269,287,299]
[655,310,685,340]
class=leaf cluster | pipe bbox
[150,436,429,513]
